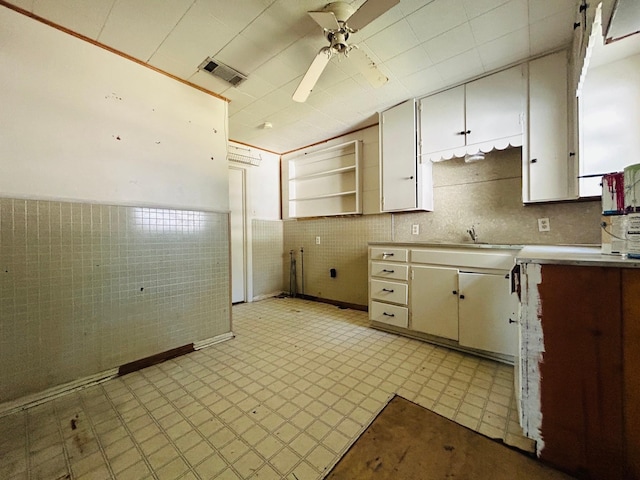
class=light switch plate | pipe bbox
[315,236,321,244]
[412,224,419,235]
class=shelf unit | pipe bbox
[288,140,362,218]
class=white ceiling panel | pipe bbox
[406,0,468,43]
[33,0,115,39]
[98,0,193,61]
[529,8,574,56]
[469,0,528,45]
[215,34,271,74]
[4,0,578,152]
[363,19,420,61]
[423,23,476,64]
[460,0,511,21]
[435,48,485,83]
[477,28,530,71]
[380,45,433,78]
[529,0,576,24]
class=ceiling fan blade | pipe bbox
[349,47,388,88]
[347,0,400,31]
[308,10,340,30]
[293,48,333,103]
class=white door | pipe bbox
[457,272,518,356]
[528,52,572,202]
[380,99,417,212]
[229,167,246,303]
[411,265,459,340]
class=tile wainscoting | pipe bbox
[0,198,231,403]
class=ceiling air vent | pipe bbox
[198,57,247,86]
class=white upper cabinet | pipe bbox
[526,50,577,203]
[420,65,526,162]
[380,99,433,212]
[419,86,465,155]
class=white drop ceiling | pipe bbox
[4,0,577,153]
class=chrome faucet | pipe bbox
[467,225,478,243]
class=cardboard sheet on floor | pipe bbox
[326,395,575,480]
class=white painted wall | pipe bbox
[580,53,640,196]
[0,7,228,211]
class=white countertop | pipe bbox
[368,242,640,268]
[516,245,640,268]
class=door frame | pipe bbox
[229,165,248,303]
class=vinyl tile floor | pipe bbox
[0,297,535,480]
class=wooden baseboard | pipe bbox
[118,344,194,376]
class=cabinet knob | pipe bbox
[383,312,395,317]
[531,158,538,163]
[579,3,587,12]
[465,130,471,134]
[574,21,581,29]
[569,152,576,157]
[509,318,517,324]
[459,294,465,299]
[408,176,414,180]
[452,290,458,295]
[382,288,394,293]
[457,131,466,135]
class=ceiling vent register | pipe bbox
[198,57,247,86]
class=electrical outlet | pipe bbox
[315,236,321,245]
[412,224,420,235]
[538,218,550,232]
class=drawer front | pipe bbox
[371,262,409,281]
[370,279,408,305]
[411,248,516,270]
[370,301,408,328]
[370,247,408,262]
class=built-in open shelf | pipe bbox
[288,140,362,218]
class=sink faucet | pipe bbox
[467,225,478,243]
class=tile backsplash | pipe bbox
[0,198,230,403]
[252,219,284,299]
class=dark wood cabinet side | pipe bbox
[537,265,623,479]
[623,268,640,480]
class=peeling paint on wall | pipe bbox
[519,262,545,455]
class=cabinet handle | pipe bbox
[459,294,465,299]
[407,176,414,180]
[457,131,466,135]
[383,312,395,317]
[382,288,394,293]
[569,152,576,157]
[382,252,394,257]
[574,21,581,29]
[509,318,517,324]
[465,130,471,134]
[579,3,587,12]
[382,269,395,273]
[452,290,457,295]
[531,158,538,163]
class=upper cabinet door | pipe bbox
[527,51,575,203]
[419,85,466,156]
[465,65,526,146]
[380,99,417,212]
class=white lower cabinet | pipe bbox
[457,272,518,356]
[410,266,459,340]
[369,245,519,360]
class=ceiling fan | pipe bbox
[292,0,400,102]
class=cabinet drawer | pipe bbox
[411,248,516,270]
[371,262,409,281]
[371,279,408,305]
[370,247,408,262]
[370,301,408,328]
